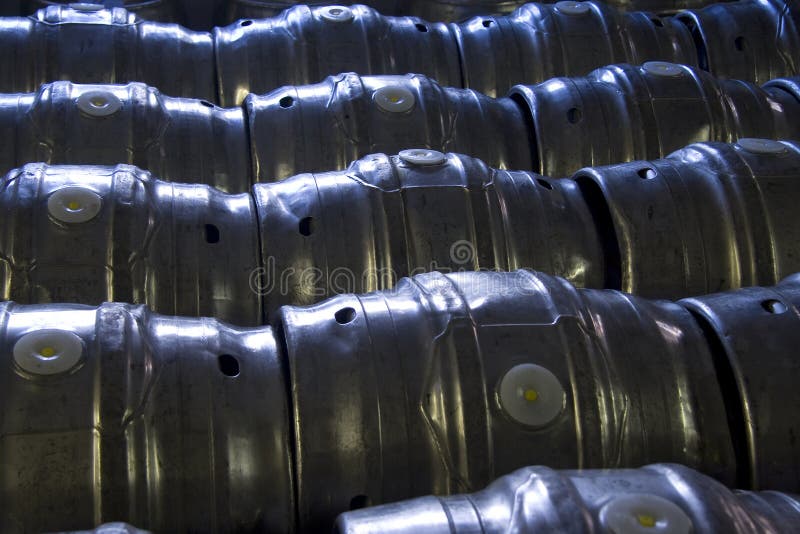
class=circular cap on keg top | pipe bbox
[69,3,104,11]
[555,1,591,15]
[373,86,416,114]
[737,138,787,155]
[600,494,692,534]
[47,186,103,224]
[13,330,84,376]
[498,363,565,427]
[399,149,446,166]
[320,5,354,22]
[642,61,684,77]
[76,89,122,117]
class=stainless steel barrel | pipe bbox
[335,464,800,533]
[254,150,602,315]
[453,1,697,96]
[681,275,800,491]
[575,139,800,297]
[0,301,293,532]
[4,270,800,531]
[511,63,800,176]
[0,82,251,191]
[26,1,180,22]
[276,269,737,529]
[0,163,261,325]
[676,0,799,84]
[0,4,215,100]
[4,140,800,320]
[247,73,535,182]
[215,5,462,106]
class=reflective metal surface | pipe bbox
[11,0,749,28]
[676,0,799,84]
[0,163,261,325]
[247,73,535,182]
[52,524,151,534]
[681,276,800,492]
[511,63,800,176]
[0,301,293,533]
[0,2,794,104]
[215,5,462,106]
[576,139,800,297]
[4,140,800,321]
[254,150,602,315]
[0,82,250,191]
[335,464,800,533]
[278,269,739,529]
[4,270,800,531]
[454,1,697,96]
[28,1,179,23]
[0,4,215,100]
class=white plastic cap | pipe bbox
[319,5,354,22]
[399,149,446,166]
[737,138,787,155]
[374,86,416,114]
[13,329,84,376]
[498,363,565,427]
[48,186,103,224]
[601,494,692,534]
[76,89,122,117]
[555,1,591,15]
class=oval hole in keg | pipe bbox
[637,168,657,180]
[298,217,314,236]
[240,19,253,27]
[762,299,787,314]
[567,107,582,123]
[205,224,220,244]
[279,96,295,108]
[415,23,428,32]
[536,178,553,190]
[218,354,240,377]
[335,307,356,324]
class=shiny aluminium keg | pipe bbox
[335,464,800,533]
[254,150,602,315]
[225,1,398,24]
[511,63,800,176]
[1,68,796,189]
[0,163,261,326]
[3,139,800,322]
[247,73,535,182]
[453,1,697,96]
[215,4,462,106]
[0,300,293,533]
[676,0,799,85]
[575,138,800,298]
[3,270,800,531]
[0,82,251,192]
[0,3,215,100]
[26,0,180,22]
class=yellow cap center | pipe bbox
[39,346,56,358]
[524,388,539,402]
[67,201,81,211]
[636,514,656,528]
[388,95,401,103]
